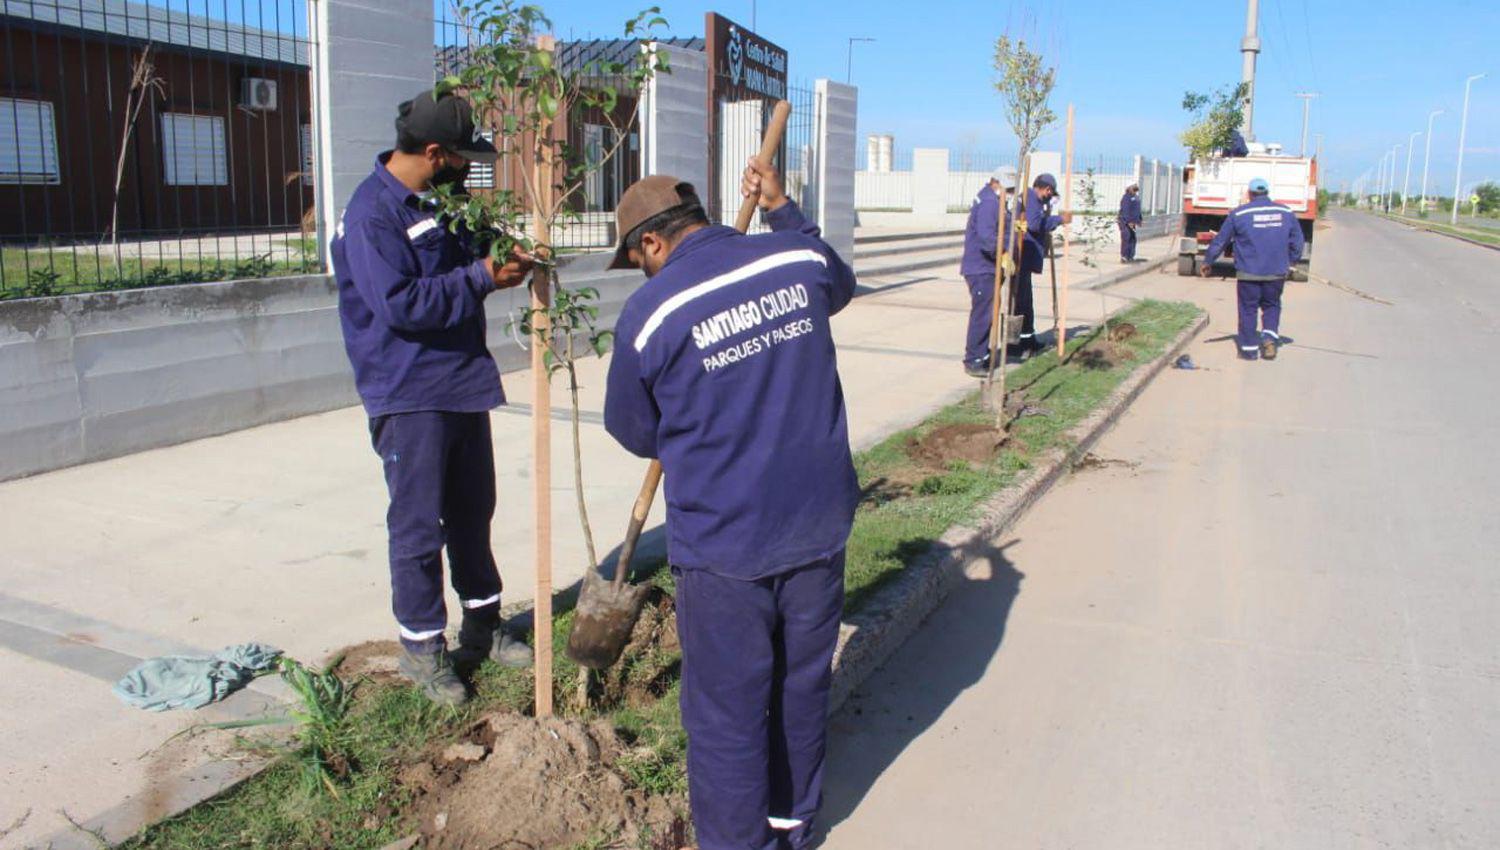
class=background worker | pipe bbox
[1014,173,1072,355]
[1201,176,1306,361]
[959,166,1019,376]
[1118,181,1143,263]
[332,89,535,706]
[603,159,859,850]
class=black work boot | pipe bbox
[459,610,535,669]
[398,645,468,706]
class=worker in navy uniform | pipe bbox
[1117,182,1143,263]
[603,158,859,850]
[1223,129,1251,157]
[1014,173,1071,355]
[331,89,535,706]
[959,166,1019,376]
[1202,177,1306,361]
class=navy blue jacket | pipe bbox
[604,201,860,579]
[332,153,503,417]
[959,183,1015,278]
[1205,195,1306,280]
[1224,130,1250,158]
[1020,188,1064,273]
[1117,191,1142,225]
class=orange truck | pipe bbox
[1178,151,1317,280]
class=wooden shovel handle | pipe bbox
[612,459,663,590]
[733,100,793,233]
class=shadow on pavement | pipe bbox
[817,538,1025,841]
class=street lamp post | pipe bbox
[1402,131,1419,215]
[846,37,875,85]
[1452,73,1485,225]
[1391,145,1402,212]
[1421,109,1442,213]
[1295,92,1319,156]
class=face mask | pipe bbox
[431,159,470,189]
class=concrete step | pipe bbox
[854,234,966,261]
[854,228,964,245]
[853,243,961,280]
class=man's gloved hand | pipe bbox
[1015,220,1029,235]
[1000,254,1017,277]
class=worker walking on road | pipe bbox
[959,166,1018,376]
[1118,182,1142,263]
[1202,177,1306,361]
[1015,173,1071,355]
[332,89,535,705]
[604,159,859,850]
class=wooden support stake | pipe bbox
[531,36,555,719]
[1058,104,1074,358]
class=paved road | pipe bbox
[821,210,1500,848]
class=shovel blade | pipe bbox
[566,569,652,670]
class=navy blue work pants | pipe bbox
[1015,266,1037,342]
[964,272,995,365]
[674,552,846,850]
[1236,279,1285,352]
[369,411,501,652]
[1119,221,1137,260]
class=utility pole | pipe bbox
[846,37,875,85]
[1315,133,1323,162]
[1452,73,1485,225]
[1402,131,1419,215]
[1390,145,1402,212]
[1240,0,1261,140]
[1295,92,1319,156]
[1377,151,1387,210]
[1421,109,1442,213]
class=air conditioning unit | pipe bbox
[240,78,278,111]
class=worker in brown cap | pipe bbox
[602,158,859,850]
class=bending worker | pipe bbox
[332,89,535,706]
[1201,176,1305,361]
[1015,173,1071,355]
[604,159,858,850]
[959,166,1018,376]
[1118,181,1142,263]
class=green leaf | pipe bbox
[434,75,462,97]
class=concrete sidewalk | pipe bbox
[0,233,1176,847]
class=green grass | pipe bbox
[124,299,1200,849]
[0,246,319,300]
[1378,212,1500,246]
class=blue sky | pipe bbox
[542,0,1499,197]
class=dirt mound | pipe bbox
[906,423,1005,468]
[333,639,404,681]
[405,714,686,850]
[1107,321,1137,343]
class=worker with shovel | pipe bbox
[1201,176,1305,361]
[1014,173,1070,355]
[603,159,859,850]
[960,166,1018,376]
[332,89,535,707]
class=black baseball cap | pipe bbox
[395,89,499,163]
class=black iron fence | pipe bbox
[0,0,321,300]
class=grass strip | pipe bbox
[126,298,1201,849]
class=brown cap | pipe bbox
[610,175,702,269]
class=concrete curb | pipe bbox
[1376,212,1500,253]
[826,308,1210,711]
[1081,252,1175,291]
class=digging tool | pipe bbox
[566,99,792,670]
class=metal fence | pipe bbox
[1,0,320,300]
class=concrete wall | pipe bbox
[0,256,641,482]
[911,149,950,217]
[311,0,435,266]
[814,80,858,264]
[640,41,709,192]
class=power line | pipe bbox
[1299,0,1320,91]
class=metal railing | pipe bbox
[1,0,320,300]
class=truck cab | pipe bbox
[1178,150,1317,280]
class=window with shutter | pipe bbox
[465,130,495,190]
[161,112,228,186]
[0,98,61,185]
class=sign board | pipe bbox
[705,13,788,101]
[1471,194,1482,206]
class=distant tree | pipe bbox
[1179,83,1248,160]
[1474,181,1500,215]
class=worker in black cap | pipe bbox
[331,88,535,705]
[1013,173,1070,355]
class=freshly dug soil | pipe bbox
[595,587,680,709]
[906,423,1005,468]
[405,713,687,850]
[1107,321,1137,343]
[335,640,404,682]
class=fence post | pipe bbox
[1132,154,1145,209]
[639,41,709,192]
[814,79,857,264]
[313,0,435,271]
[1150,159,1161,214]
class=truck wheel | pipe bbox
[1177,254,1198,277]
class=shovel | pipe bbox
[566,460,662,669]
[566,100,794,670]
